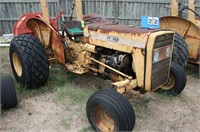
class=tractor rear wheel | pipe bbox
[1,75,18,110]
[10,34,49,88]
[172,33,188,68]
[86,89,135,131]
[159,62,186,95]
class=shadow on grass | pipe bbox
[15,63,108,103]
[186,64,199,78]
[126,90,182,119]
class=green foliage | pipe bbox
[60,117,70,128]
[15,63,98,103]
[186,64,199,78]
[80,126,93,132]
[55,83,97,104]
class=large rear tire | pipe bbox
[159,62,187,95]
[10,34,49,88]
[86,89,135,131]
[172,33,189,68]
[1,75,18,110]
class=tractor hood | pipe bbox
[83,16,165,53]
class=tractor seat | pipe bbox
[67,27,83,36]
[62,21,83,40]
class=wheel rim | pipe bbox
[93,106,115,131]
[161,74,175,90]
[12,53,22,76]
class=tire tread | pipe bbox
[10,34,49,88]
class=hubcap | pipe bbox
[161,74,175,90]
[13,53,22,76]
[93,106,114,131]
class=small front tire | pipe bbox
[86,89,135,131]
[160,62,186,95]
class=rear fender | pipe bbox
[27,18,65,64]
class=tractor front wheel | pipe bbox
[10,34,49,88]
[160,62,186,95]
[86,89,135,131]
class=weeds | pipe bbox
[80,126,93,132]
[55,83,97,104]
[60,117,70,128]
[186,64,199,78]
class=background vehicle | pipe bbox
[9,0,186,131]
[161,0,200,66]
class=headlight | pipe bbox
[166,47,171,57]
[153,50,160,63]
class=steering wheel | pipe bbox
[84,17,102,24]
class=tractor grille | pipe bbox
[151,34,173,91]
[151,58,170,90]
[154,34,173,48]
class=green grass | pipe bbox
[55,83,97,104]
[60,117,70,128]
[80,126,93,132]
[186,64,199,78]
[15,64,66,98]
[14,63,98,105]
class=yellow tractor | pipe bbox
[9,0,186,131]
[161,0,200,66]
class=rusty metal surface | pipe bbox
[51,30,65,64]
[196,18,200,21]
[84,19,155,53]
[97,24,153,35]
[161,16,200,63]
[145,31,174,91]
[87,23,117,31]
[0,0,60,34]
[13,13,41,36]
[83,13,115,31]
[14,12,62,36]
[86,30,148,53]
[84,13,157,36]
[27,18,51,48]
[27,18,65,64]
[132,48,145,88]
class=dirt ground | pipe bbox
[0,47,200,132]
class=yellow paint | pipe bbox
[27,18,65,64]
[75,0,83,20]
[171,0,179,16]
[65,64,88,74]
[167,0,200,64]
[12,53,22,77]
[145,31,174,92]
[40,0,50,24]
[188,0,195,23]
[27,19,51,48]
[132,48,145,88]
[84,43,97,53]
[116,80,137,94]
[160,16,200,61]
[88,30,148,53]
